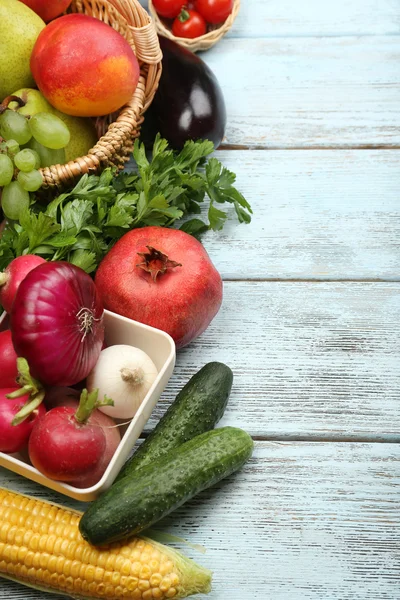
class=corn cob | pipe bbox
[0,488,212,599]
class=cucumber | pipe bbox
[115,361,233,481]
[79,427,254,546]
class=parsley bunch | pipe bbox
[0,135,252,274]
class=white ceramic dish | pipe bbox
[0,309,176,501]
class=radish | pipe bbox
[0,388,46,454]
[28,389,114,483]
[0,330,18,387]
[0,255,46,313]
[95,226,223,348]
[43,388,121,488]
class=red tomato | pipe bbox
[195,0,233,24]
[172,9,207,38]
[152,0,185,18]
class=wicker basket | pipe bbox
[39,0,162,189]
[148,0,240,53]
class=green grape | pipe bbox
[26,138,66,168]
[5,139,20,157]
[0,154,14,187]
[17,169,43,192]
[0,110,32,145]
[14,149,39,172]
[29,112,71,150]
[1,180,30,220]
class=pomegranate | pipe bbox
[95,226,223,348]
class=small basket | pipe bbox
[39,0,162,189]
[148,0,240,53]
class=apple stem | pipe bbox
[0,96,26,115]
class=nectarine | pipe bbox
[30,14,140,117]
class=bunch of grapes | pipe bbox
[0,110,70,220]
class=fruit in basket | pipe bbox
[30,14,141,117]
[0,388,46,454]
[11,261,104,386]
[152,0,185,18]
[172,8,207,38]
[141,36,226,150]
[195,0,233,24]
[95,226,223,349]
[9,89,98,162]
[28,389,113,482]
[0,0,45,100]
[19,0,72,22]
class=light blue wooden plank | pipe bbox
[142,281,400,441]
[201,36,400,148]
[225,0,400,38]
[201,150,400,280]
[1,441,399,599]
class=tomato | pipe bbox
[152,0,185,19]
[172,9,207,38]
[195,0,233,24]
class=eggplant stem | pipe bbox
[11,390,45,426]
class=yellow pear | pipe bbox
[0,0,45,101]
[10,89,98,162]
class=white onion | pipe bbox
[86,345,158,419]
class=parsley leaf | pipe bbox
[0,135,252,274]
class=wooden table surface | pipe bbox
[1,1,399,598]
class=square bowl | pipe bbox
[0,309,176,501]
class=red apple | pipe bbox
[30,14,140,117]
[19,0,72,22]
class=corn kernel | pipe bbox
[152,587,163,599]
[142,589,153,600]
[150,573,162,587]
[166,588,177,598]
[140,565,152,580]
[160,576,171,592]
[138,578,151,591]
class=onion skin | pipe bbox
[95,227,223,348]
[10,261,104,387]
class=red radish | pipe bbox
[95,227,223,348]
[42,389,121,488]
[0,255,46,313]
[0,389,46,453]
[11,261,104,387]
[28,389,113,482]
[0,330,18,387]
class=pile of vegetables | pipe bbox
[0,258,162,488]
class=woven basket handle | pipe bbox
[104,0,162,64]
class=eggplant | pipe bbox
[142,36,226,150]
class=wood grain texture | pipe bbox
[203,36,400,148]
[1,441,399,599]
[203,149,400,280]
[226,0,400,38]
[142,282,400,441]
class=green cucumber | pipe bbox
[115,361,233,481]
[79,426,254,546]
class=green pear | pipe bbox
[0,0,45,101]
[10,88,98,162]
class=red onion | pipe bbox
[10,261,104,387]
